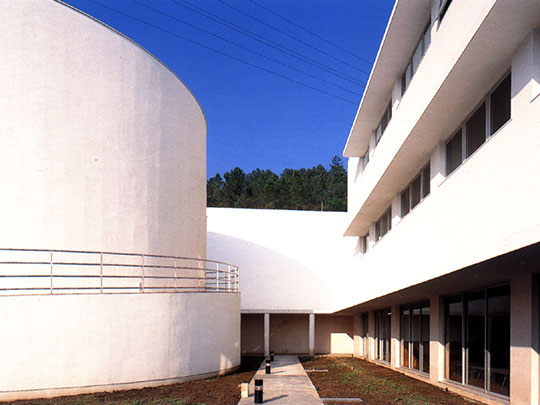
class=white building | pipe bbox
[0,0,239,401]
[210,1,540,404]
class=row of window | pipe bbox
[446,74,511,174]
[401,164,430,218]
[401,24,431,96]
[374,101,392,145]
[360,283,510,397]
[361,72,510,249]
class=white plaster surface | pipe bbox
[0,0,206,258]
[207,208,356,312]
[0,292,240,401]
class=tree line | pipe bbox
[207,156,347,211]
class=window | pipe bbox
[374,308,391,362]
[401,24,431,96]
[446,73,511,175]
[444,285,510,396]
[359,234,369,254]
[490,74,511,134]
[401,164,430,217]
[375,101,392,144]
[375,206,392,241]
[401,302,430,373]
[438,0,453,24]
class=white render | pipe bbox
[0,0,207,258]
[0,0,240,400]
[0,293,240,402]
[207,207,356,312]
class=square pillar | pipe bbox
[510,274,539,404]
[308,313,315,356]
[430,142,446,191]
[390,305,400,368]
[429,295,445,383]
[368,311,375,360]
[353,313,361,357]
[264,313,270,357]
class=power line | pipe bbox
[247,0,373,66]
[169,0,366,88]
[217,0,371,76]
[132,0,363,96]
[82,0,359,105]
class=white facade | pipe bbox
[0,0,240,400]
[342,1,540,404]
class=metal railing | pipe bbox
[0,248,239,296]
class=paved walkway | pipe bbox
[238,355,324,404]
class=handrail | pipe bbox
[0,248,239,296]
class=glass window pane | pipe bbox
[401,188,410,217]
[466,103,486,158]
[446,296,462,382]
[488,285,510,396]
[381,214,387,238]
[412,39,423,75]
[401,307,410,368]
[411,175,421,209]
[466,291,485,389]
[375,219,381,241]
[490,74,511,135]
[387,208,392,231]
[412,305,421,370]
[422,165,430,198]
[446,129,462,174]
[421,303,430,374]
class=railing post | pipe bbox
[141,254,145,292]
[100,252,103,294]
[216,262,219,292]
[174,257,178,293]
[50,251,53,294]
[227,264,231,291]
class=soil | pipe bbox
[8,357,263,405]
[301,356,478,405]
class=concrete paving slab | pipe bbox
[238,355,324,404]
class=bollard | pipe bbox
[240,382,249,398]
[254,379,263,404]
[270,351,274,362]
[265,359,271,374]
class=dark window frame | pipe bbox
[445,73,511,176]
[400,163,430,218]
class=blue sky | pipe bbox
[60,0,395,178]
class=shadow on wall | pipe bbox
[208,232,332,311]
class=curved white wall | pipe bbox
[0,292,240,401]
[0,2,241,400]
[0,0,206,258]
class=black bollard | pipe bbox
[254,379,263,404]
[265,359,271,374]
[270,351,274,362]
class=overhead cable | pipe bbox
[217,0,370,76]
[247,0,373,66]
[172,0,366,88]
[132,0,363,96]
[82,0,359,105]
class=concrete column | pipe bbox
[430,142,446,191]
[429,295,445,383]
[510,274,539,404]
[390,304,400,368]
[391,194,401,228]
[353,313,361,357]
[308,313,315,356]
[368,311,375,360]
[264,313,270,357]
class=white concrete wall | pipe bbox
[0,0,207,258]
[0,292,241,401]
[339,9,540,310]
[207,208,356,312]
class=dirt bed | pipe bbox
[7,357,263,405]
[301,356,477,405]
